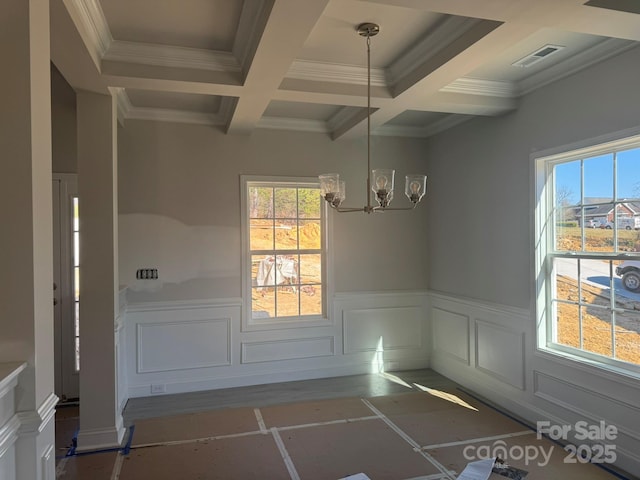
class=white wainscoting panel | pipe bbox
[41,445,54,480]
[125,293,429,397]
[427,291,640,475]
[475,320,525,389]
[343,306,422,354]
[137,318,231,373]
[0,363,25,480]
[241,336,334,364]
[0,444,15,480]
[534,370,640,439]
[431,307,470,364]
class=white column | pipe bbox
[0,0,57,479]
[76,91,125,450]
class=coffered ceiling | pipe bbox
[50,0,640,138]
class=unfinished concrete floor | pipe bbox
[54,369,629,479]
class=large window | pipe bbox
[535,133,640,375]
[242,177,328,328]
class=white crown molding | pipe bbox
[258,116,329,134]
[387,16,482,88]
[440,77,519,98]
[376,114,473,138]
[518,38,638,96]
[104,40,241,73]
[125,107,226,126]
[115,93,235,128]
[255,111,471,139]
[63,0,112,64]
[286,60,387,87]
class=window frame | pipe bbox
[240,175,332,332]
[534,130,640,378]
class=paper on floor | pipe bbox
[339,474,371,480]
[456,457,495,480]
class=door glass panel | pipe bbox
[73,196,80,372]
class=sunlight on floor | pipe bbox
[378,372,414,389]
[413,383,479,411]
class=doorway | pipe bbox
[53,174,80,401]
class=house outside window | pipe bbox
[241,176,330,330]
[535,133,640,375]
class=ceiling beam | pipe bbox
[50,0,108,94]
[225,0,331,135]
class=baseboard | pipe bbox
[127,357,430,398]
[75,416,126,452]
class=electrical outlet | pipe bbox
[150,384,166,394]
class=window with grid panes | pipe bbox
[242,177,327,327]
[535,133,640,375]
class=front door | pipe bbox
[53,174,79,402]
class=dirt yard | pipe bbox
[250,222,322,318]
[555,226,640,365]
[556,277,640,364]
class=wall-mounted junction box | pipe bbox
[136,268,159,280]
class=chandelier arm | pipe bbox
[372,205,418,212]
[334,207,369,213]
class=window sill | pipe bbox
[241,314,333,332]
[535,345,640,385]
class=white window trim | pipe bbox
[534,128,640,378]
[240,175,333,332]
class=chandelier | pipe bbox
[319,23,427,214]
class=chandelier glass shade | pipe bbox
[319,22,427,214]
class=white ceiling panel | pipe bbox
[99,0,244,50]
[52,0,640,137]
[126,90,223,113]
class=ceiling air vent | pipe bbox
[512,44,565,68]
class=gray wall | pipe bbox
[117,121,430,301]
[425,46,640,474]
[51,64,77,173]
[425,45,640,309]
